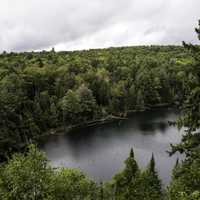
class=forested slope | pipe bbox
[1,19,200,197]
[0,45,194,160]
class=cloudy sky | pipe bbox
[0,0,199,52]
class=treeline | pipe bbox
[0,145,163,200]
[1,145,199,199]
[0,45,195,160]
[1,20,200,199]
[167,21,200,199]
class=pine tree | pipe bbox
[149,153,156,173]
[139,154,163,200]
[124,148,139,182]
[171,20,200,155]
[168,20,200,200]
[99,182,104,200]
[113,148,140,200]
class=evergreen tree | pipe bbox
[168,150,200,200]
[168,20,200,200]
[149,153,156,173]
[113,148,140,200]
[99,182,104,200]
[171,20,200,155]
[124,148,139,181]
[0,44,192,160]
[142,154,162,200]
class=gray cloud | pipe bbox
[0,0,199,52]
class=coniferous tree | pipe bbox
[171,20,200,155]
[168,20,200,200]
[124,148,139,181]
[145,154,162,200]
[99,182,104,200]
[0,44,192,160]
[113,148,140,200]
[149,153,156,173]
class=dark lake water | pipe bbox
[42,108,183,186]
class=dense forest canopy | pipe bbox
[0,45,195,161]
[1,20,200,199]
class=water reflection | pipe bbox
[41,108,183,186]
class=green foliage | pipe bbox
[60,84,97,125]
[0,145,164,200]
[172,20,200,154]
[1,26,200,199]
[139,154,162,200]
[0,145,98,200]
[52,168,98,200]
[168,150,200,200]
[106,149,163,200]
[0,45,193,160]
[0,144,53,200]
[60,89,82,125]
[168,20,200,200]
[113,148,139,199]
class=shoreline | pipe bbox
[43,102,173,138]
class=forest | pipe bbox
[0,20,200,199]
[0,45,194,161]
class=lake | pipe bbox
[41,108,183,186]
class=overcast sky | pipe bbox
[0,0,199,52]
